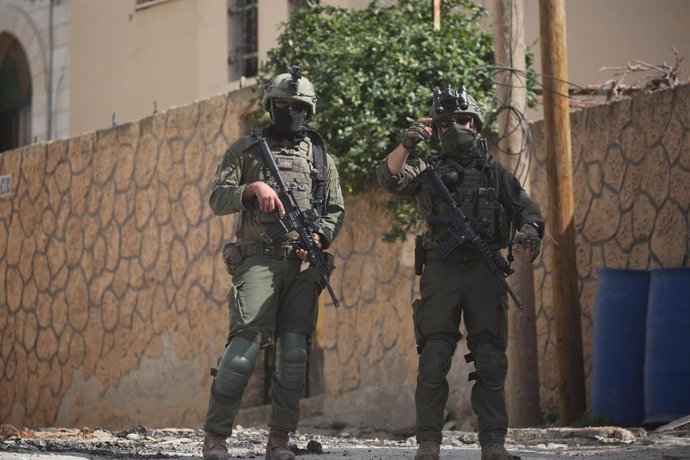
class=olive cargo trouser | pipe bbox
[413,255,509,446]
[204,251,324,436]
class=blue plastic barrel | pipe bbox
[644,267,690,427]
[591,268,650,426]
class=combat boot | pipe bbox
[414,440,440,460]
[202,431,228,460]
[481,442,519,460]
[265,428,295,460]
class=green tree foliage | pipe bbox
[258,0,496,239]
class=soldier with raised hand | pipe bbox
[376,85,543,460]
[202,67,345,460]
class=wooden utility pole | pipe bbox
[432,0,442,31]
[492,0,541,428]
[538,0,586,425]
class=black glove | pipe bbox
[402,120,431,150]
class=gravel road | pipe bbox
[1,422,690,459]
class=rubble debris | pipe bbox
[1,423,690,459]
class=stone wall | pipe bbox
[527,84,690,413]
[1,83,689,430]
[0,88,254,428]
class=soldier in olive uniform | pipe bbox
[376,86,543,460]
[202,68,345,460]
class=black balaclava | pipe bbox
[268,100,308,143]
[440,124,480,163]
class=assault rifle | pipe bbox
[250,136,340,308]
[416,160,525,310]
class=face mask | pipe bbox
[271,101,308,135]
[440,124,478,160]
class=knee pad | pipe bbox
[418,340,454,388]
[474,344,507,392]
[214,337,260,400]
[275,332,308,391]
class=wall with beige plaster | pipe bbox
[527,84,690,414]
[0,88,254,428]
[1,83,689,430]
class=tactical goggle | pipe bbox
[272,99,309,112]
[435,115,473,129]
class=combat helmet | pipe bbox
[262,66,318,117]
[430,85,484,131]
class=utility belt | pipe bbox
[236,241,296,258]
[415,235,482,276]
[426,246,481,263]
[223,240,296,275]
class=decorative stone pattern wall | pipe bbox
[528,84,690,413]
[1,83,689,430]
[0,88,255,428]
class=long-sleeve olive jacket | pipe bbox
[210,133,345,249]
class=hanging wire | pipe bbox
[486,6,534,182]
[491,64,597,101]
[484,63,600,182]
[485,1,534,182]
[482,0,604,181]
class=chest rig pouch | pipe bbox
[242,128,328,229]
[431,158,510,249]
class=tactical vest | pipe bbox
[240,129,328,232]
[428,158,510,249]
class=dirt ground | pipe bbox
[1,420,690,460]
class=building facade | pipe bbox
[2,0,689,152]
[0,0,69,149]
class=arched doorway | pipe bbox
[0,33,32,153]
